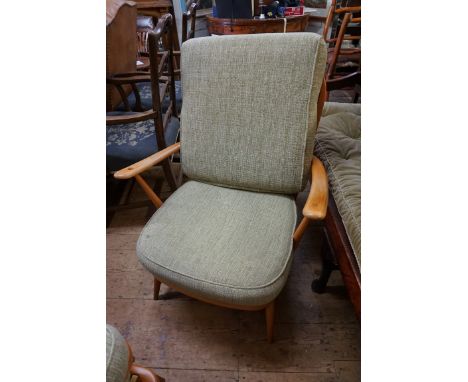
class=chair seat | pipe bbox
[106,116,180,171]
[137,180,297,306]
[106,325,130,382]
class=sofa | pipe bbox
[313,101,361,318]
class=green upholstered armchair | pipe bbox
[114,33,329,342]
[106,325,165,382]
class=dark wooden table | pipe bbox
[206,14,310,35]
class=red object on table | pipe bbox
[283,6,304,16]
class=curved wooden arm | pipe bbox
[292,156,329,249]
[130,364,164,382]
[114,142,181,179]
[107,75,152,85]
[110,72,151,78]
[335,6,361,14]
[106,109,156,125]
[303,156,328,220]
[327,71,360,91]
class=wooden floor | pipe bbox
[107,167,361,381]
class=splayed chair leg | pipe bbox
[312,229,338,293]
[265,300,275,343]
[161,159,178,192]
[154,278,161,300]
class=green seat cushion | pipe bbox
[106,325,130,382]
[180,33,327,194]
[137,180,297,306]
[315,102,361,268]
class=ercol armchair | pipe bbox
[114,33,328,342]
[107,14,179,196]
[106,325,165,382]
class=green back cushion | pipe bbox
[180,33,327,194]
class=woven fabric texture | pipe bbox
[106,325,130,382]
[180,33,327,194]
[137,180,296,306]
[322,101,361,117]
[314,102,361,267]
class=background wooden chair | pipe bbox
[181,0,201,44]
[106,0,138,112]
[107,324,165,382]
[113,33,329,342]
[106,14,179,214]
[323,0,360,44]
[132,0,200,113]
[323,1,361,101]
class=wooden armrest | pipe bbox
[114,142,181,179]
[335,6,361,14]
[303,156,328,220]
[107,75,151,85]
[327,71,361,91]
[111,72,151,78]
[130,364,161,382]
[106,109,156,125]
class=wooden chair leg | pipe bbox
[312,229,338,293]
[154,278,161,300]
[161,158,178,192]
[265,300,275,343]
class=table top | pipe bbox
[206,14,310,35]
[134,0,172,9]
[304,7,328,21]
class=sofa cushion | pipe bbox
[180,33,327,194]
[322,101,361,117]
[137,180,297,306]
[106,116,179,171]
[106,325,130,382]
[315,102,361,268]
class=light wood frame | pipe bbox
[113,81,329,343]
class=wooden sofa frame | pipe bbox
[113,81,329,342]
[311,162,361,320]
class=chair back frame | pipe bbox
[106,13,179,191]
[182,0,200,43]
